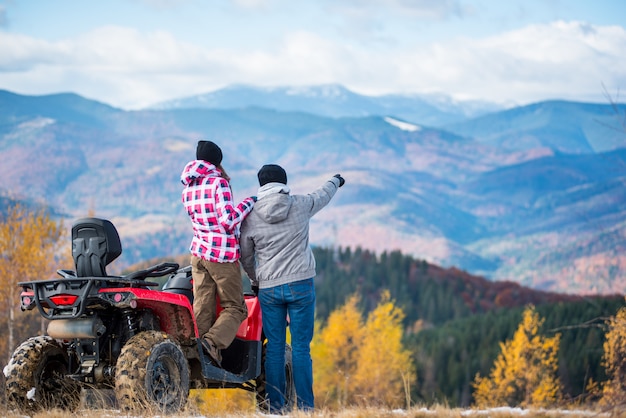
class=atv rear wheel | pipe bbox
[5,336,81,413]
[255,343,296,412]
[115,330,190,414]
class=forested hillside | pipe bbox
[312,247,590,324]
[311,247,626,407]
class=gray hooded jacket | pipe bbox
[240,177,340,289]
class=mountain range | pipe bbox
[150,84,504,126]
[1,85,625,295]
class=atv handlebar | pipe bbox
[122,262,180,281]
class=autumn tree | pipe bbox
[473,305,561,408]
[0,204,64,362]
[352,290,415,407]
[312,291,415,409]
[599,303,626,406]
[312,294,364,408]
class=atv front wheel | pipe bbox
[115,330,190,414]
[255,343,296,412]
[5,336,81,413]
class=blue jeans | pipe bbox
[259,278,315,412]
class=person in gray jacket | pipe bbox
[240,164,344,413]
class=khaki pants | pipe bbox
[191,256,248,349]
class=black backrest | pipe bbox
[71,218,122,277]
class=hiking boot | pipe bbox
[201,339,222,367]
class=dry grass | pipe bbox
[1,404,623,418]
[1,389,624,418]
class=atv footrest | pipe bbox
[198,339,261,384]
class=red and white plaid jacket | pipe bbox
[181,160,254,263]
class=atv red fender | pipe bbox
[97,287,198,341]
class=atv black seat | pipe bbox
[72,217,122,277]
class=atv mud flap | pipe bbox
[197,338,261,384]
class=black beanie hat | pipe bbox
[196,140,223,166]
[258,164,287,186]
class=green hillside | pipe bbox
[311,247,626,407]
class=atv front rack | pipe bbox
[19,262,179,320]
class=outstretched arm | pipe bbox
[306,174,344,217]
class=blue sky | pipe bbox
[0,0,625,109]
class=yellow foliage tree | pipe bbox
[599,303,626,406]
[473,305,561,408]
[0,205,63,362]
[352,290,416,408]
[312,294,364,408]
[312,291,415,409]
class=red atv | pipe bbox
[5,217,294,414]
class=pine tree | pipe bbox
[473,305,561,407]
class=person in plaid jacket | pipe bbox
[181,140,255,366]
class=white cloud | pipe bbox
[0,19,624,109]
[442,21,626,103]
[353,20,626,104]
